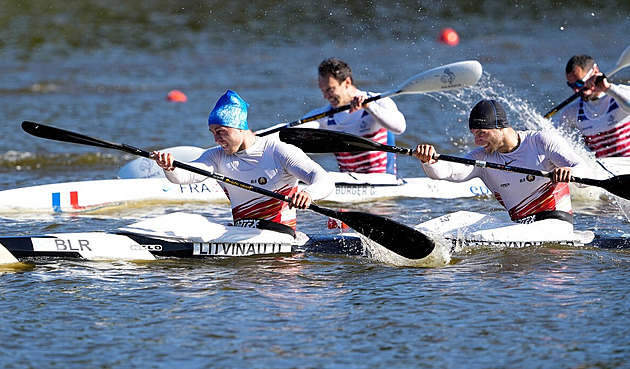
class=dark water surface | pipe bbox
[1,1,630,368]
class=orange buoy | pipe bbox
[438,28,460,47]
[166,89,188,103]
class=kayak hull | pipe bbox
[0,175,490,214]
[0,212,365,262]
[415,210,597,249]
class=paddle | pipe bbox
[254,60,483,136]
[279,128,630,201]
[21,121,435,260]
[544,45,630,119]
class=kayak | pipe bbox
[0,175,490,214]
[312,171,490,202]
[415,210,596,249]
[0,212,447,267]
[0,212,362,262]
[120,145,491,201]
[2,211,625,266]
[413,210,630,250]
[0,146,491,213]
[0,177,226,213]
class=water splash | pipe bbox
[359,233,451,267]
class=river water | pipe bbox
[1,1,630,368]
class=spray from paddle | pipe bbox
[360,232,451,267]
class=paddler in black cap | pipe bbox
[414,99,592,225]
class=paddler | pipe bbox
[552,54,630,158]
[414,99,593,225]
[300,58,407,175]
[152,90,334,237]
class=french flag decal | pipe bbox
[52,191,84,212]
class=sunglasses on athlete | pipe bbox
[566,64,596,89]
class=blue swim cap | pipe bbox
[207,90,249,130]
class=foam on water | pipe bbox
[359,233,451,267]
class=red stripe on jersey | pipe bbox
[583,120,630,158]
[231,185,298,229]
[335,128,390,173]
[507,182,571,221]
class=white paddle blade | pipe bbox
[606,45,630,76]
[383,60,483,97]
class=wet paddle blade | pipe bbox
[600,174,630,200]
[314,206,435,260]
[280,128,382,153]
[23,121,120,150]
[22,121,150,157]
[385,60,483,96]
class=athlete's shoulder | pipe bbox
[258,136,298,155]
[466,147,487,160]
[199,146,225,161]
[526,129,563,143]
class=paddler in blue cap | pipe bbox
[152,90,334,237]
[413,99,592,225]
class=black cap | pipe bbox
[468,99,509,130]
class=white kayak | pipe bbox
[0,173,489,214]
[0,212,361,262]
[0,177,226,213]
[415,210,597,250]
[1,211,626,266]
[0,212,446,267]
[0,146,491,213]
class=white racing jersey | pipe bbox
[421,131,592,221]
[302,90,406,174]
[554,84,630,157]
[164,136,334,230]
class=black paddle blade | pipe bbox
[279,128,381,153]
[600,174,630,200]
[21,121,150,158]
[22,121,120,150]
[314,206,435,260]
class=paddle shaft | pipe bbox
[543,74,607,119]
[433,153,630,200]
[433,153,597,184]
[337,141,620,194]
[257,95,384,137]
[314,135,604,188]
[21,121,436,260]
[256,60,483,137]
[278,127,630,200]
[168,161,351,219]
[161,158,433,259]
[543,89,583,119]
[19,121,332,211]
